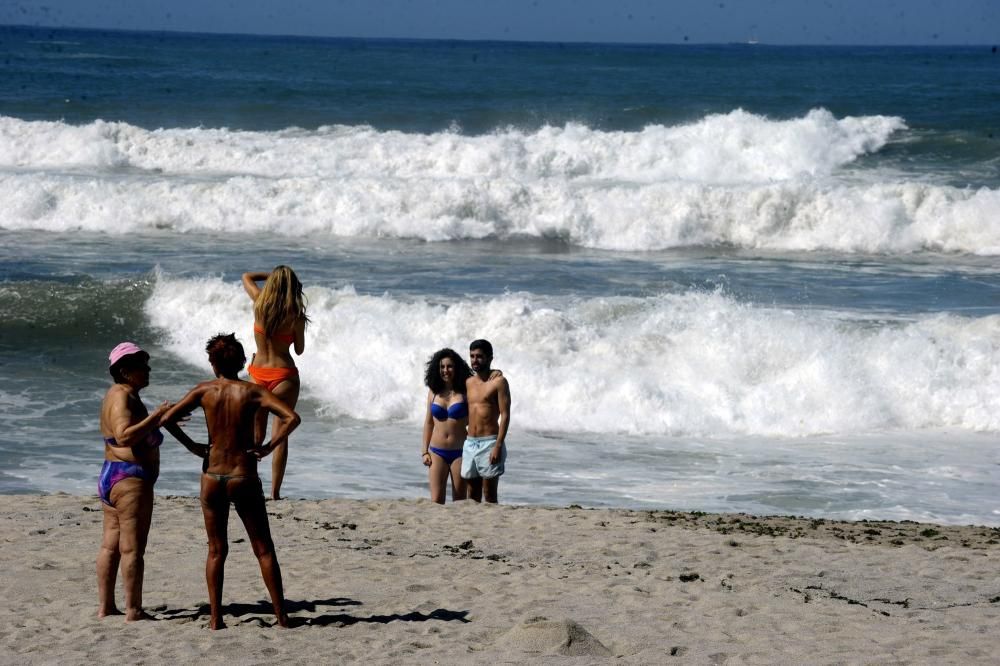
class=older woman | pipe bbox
[242,266,309,500]
[97,342,205,621]
[421,348,472,504]
[96,342,171,621]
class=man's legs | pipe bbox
[465,436,502,503]
[467,477,483,502]
[463,437,485,502]
[483,477,500,504]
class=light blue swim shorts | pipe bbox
[461,436,505,480]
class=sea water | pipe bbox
[1,26,999,524]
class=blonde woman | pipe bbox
[242,266,309,500]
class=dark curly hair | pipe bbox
[206,333,246,378]
[424,348,471,395]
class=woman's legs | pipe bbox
[107,477,154,621]
[200,474,230,630]
[267,379,300,501]
[231,478,288,627]
[428,452,450,504]
[96,504,121,617]
[449,457,467,502]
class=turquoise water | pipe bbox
[1,26,999,523]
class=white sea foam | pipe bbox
[3,169,998,254]
[12,110,999,255]
[0,109,901,182]
[146,275,1000,437]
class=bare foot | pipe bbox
[275,611,289,628]
[209,616,226,630]
[97,607,123,619]
[124,609,156,622]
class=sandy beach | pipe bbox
[2,493,998,664]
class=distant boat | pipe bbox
[746,36,759,45]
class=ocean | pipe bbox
[1,25,998,524]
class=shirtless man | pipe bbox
[161,333,300,630]
[462,339,511,503]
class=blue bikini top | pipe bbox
[430,399,468,421]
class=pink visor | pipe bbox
[108,341,148,367]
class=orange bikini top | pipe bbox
[253,323,295,345]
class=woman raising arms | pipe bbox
[242,266,309,500]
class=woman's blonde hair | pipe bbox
[254,265,309,336]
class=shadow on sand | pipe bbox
[155,597,470,628]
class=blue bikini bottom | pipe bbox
[429,446,463,464]
[98,460,151,506]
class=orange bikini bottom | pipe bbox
[247,364,298,392]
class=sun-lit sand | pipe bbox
[3,493,998,663]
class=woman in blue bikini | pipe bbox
[421,348,472,503]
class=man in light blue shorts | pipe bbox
[461,435,506,481]
[462,339,511,503]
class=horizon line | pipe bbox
[2,22,996,50]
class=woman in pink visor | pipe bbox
[96,342,203,621]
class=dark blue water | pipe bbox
[3,26,999,133]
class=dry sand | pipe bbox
[2,493,999,664]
